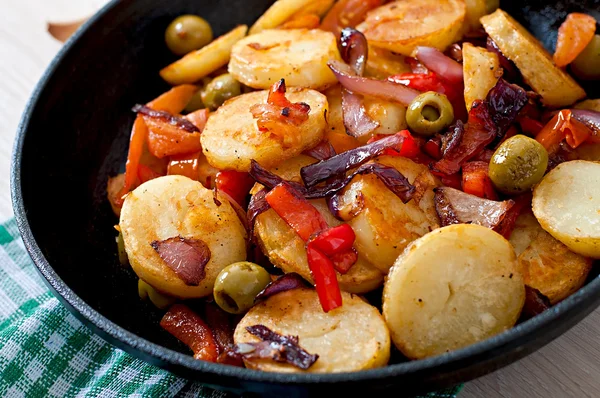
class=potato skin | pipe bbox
[383,224,525,359]
[509,211,592,304]
[357,0,466,56]
[201,88,327,172]
[532,160,600,258]
[234,288,390,372]
[119,176,247,298]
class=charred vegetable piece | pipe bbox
[138,279,176,309]
[165,15,213,56]
[151,236,211,286]
[406,91,454,137]
[572,35,600,80]
[160,304,219,361]
[521,286,551,320]
[489,135,548,194]
[213,262,272,314]
[202,74,242,110]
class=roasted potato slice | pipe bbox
[228,29,341,90]
[464,0,487,31]
[532,160,600,258]
[201,88,327,171]
[249,0,333,34]
[334,156,440,274]
[481,9,585,108]
[365,47,411,79]
[356,0,466,56]
[509,211,592,304]
[383,224,525,359]
[573,142,600,161]
[462,43,502,111]
[119,176,247,299]
[160,25,248,85]
[253,156,384,293]
[234,288,390,372]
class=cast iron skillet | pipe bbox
[10,0,600,396]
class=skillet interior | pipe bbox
[11,0,600,396]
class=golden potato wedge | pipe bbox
[160,25,248,85]
[365,47,411,79]
[201,88,327,171]
[356,0,466,56]
[462,43,502,111]
[575,99,600,113]
[249,0,332,34]
[481,9,585,108]
[464,0,487,31]
[383,224,525,359]
[229,29,341,90]
[119,176,247,299]
[334,156,440,274]
[509,211,592,304]
[234,288,390,372]
[532,160,600,258]
[253,156,384,293]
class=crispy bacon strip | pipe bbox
[151,236,210,286]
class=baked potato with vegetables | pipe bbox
[462,43,501,111]
[532,160,600,258]
[510,211,592,304]
[201,87,328,171]
[357,0,466,56]
[228,28,342,90]
[234,287,390,372]
[481,9,585,107]
[119,176,247,299]
[383,224,525,359]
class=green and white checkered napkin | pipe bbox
[0,218,462,397]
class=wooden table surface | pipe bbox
[1,0,599,396]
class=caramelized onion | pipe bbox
[415,46,464,84]
[521,286,551,320]
[303,141,337,160]
[132,104,199,133]
[255,273,308,302]
[151,236,210,286]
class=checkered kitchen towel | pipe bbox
[0,218,462,397]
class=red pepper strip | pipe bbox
[329,249,358,275]
[137,164,162,184]
[462,161,498,200]
[160,304,219,362]
[308,224,355,255]
[367,130,421,158]
[215,171,256,208]
[495,193,532,239]
[118,84,198,203]
[265,183,329,242]
[305,244,343,312]
[518,116,544,136]
[536,110,593,153]
[167,151,202,181]
[423,138,442,160]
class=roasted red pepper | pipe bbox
[461,161,498,200]
[423,138,442,160]
[517,116,544,136]
[137,164,162,184]
[308,224,355,255]
[305,244,343,312]
[536,110,593,153]
[160,304,219,362]
[495,193,532,239]
[215,170,256,207]
[367,130,421,159]
[167,151,202,181]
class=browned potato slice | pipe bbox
[575,99,600,112]
[249,0,333,34]
[573,142,600,161]
[356,0,466,56]
[334,156,440,274]
[481,9,585,108]
[234,288,390,372]
[464,0,487,31]
[462,43,502,111]
[532,160,600,258]
[383,224,525,359]
[509,211,592,304]
[253,156,384,293]
[365,47,411,79]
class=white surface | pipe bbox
[0,1,598,396]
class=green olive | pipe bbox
[184,88,205,113]
[116,231,129,266]
[138,279,176,310]
[165,15,213,56]
[213,262,271,314]
[489,135,549,194]
[406,91,455,137]
[571,34,600,81]
[201,74,242,110]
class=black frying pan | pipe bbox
[11,0,600,396]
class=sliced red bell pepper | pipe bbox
[495,193,532,239]
[329,249,358,275]
[265,183,328,242]
[305,244,343,312]
[423,138,442,160]
[215,170,256,208]
[367,130,421,159]
[167,151,202,181]
[462,161,498,200]
[137,164,162,184]
[536,110,593,153]
[160,304,219,362]
[308,224,355,255]
[517,116,544,136]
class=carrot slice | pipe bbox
[554,13,596,68]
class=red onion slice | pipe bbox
[132,104,199,133]
[303,141,337,161]
[415,46,464,84]
[255,273,308,302]
[151,236,210,286]
[434,187,514,229]
[329,60,419,106]
[570,109,600,135]
[521,286,551,320]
